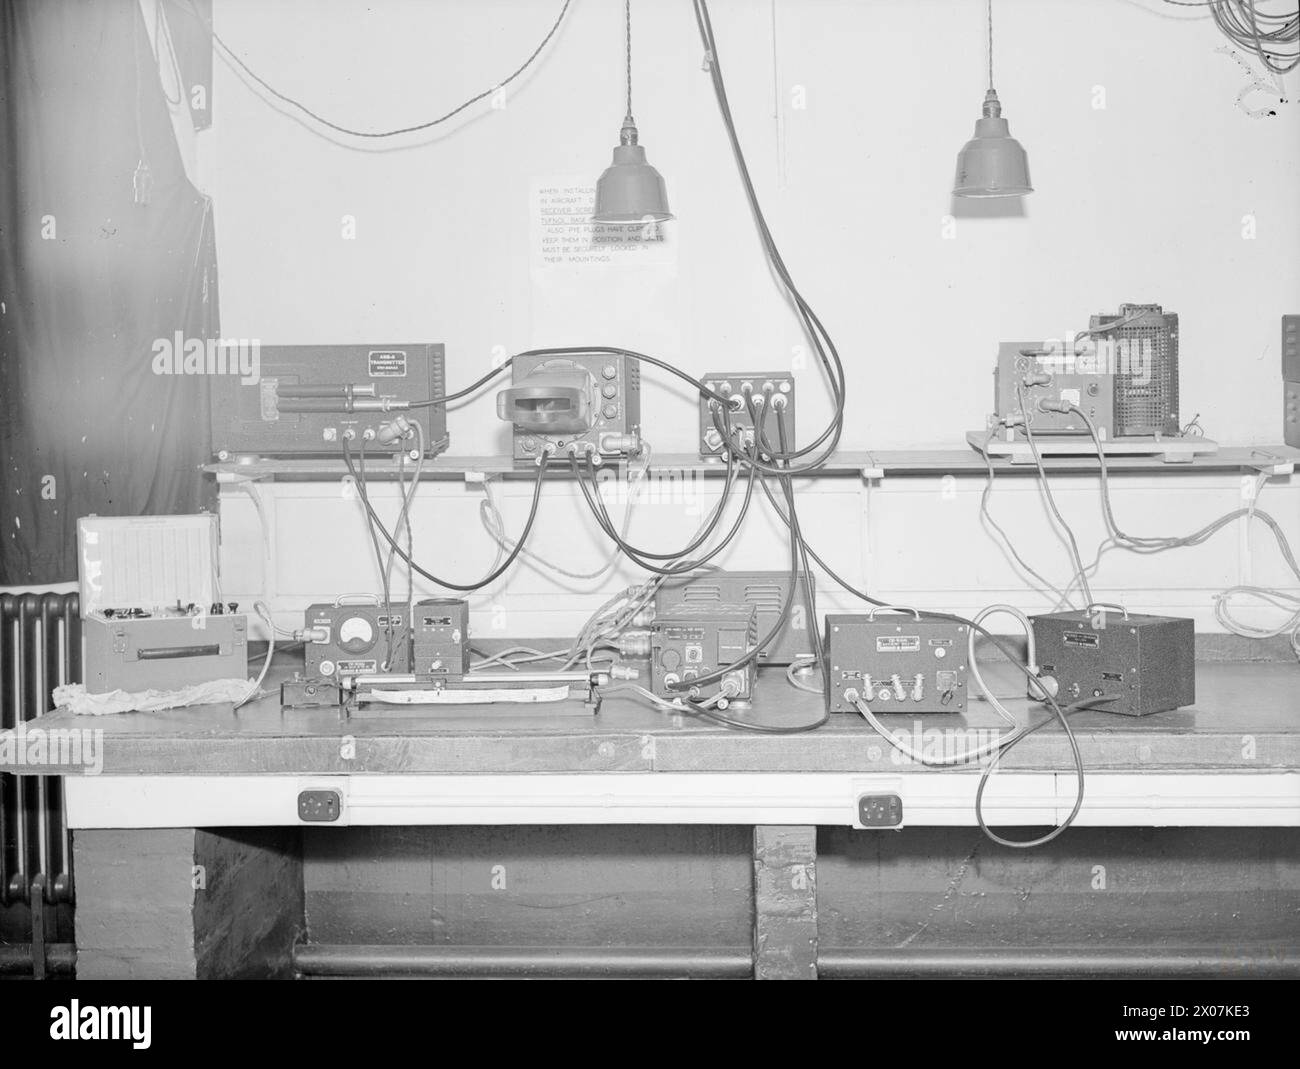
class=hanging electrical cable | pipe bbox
[175,0,575,140]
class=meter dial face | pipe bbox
[337,614,377,654]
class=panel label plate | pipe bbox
[1064,631,1100,649]
[368,350,408,377]
[877,635,921,653]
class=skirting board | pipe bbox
[63,770,1300,830]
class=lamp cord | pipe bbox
[987,0,994,90]
[625,0,634,119]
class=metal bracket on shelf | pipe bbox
[1247,450,1297,477]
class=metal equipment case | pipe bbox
[209,343,448,458]
[304,599,411,679]
[411,598,470,676]
[497,352,641,461]
[650,603,758,702]
[1031,608,1195,717]
[825,611,968,713]
[655,570,812,666]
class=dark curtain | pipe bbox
[0,0,218,584]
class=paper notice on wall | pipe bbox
[531,178,677,272]
[528,175,681,359]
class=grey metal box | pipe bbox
[1031,609,1195,717]
[698,372,795,458]
[655,570,813,667]
[1282,315,1299,381]
[650,603,757,702]
[992,341,1114,436]
[209,343,448,458]
[825,612,968,713]
[304,601,410,679]
[84,613,248,694]
[1283,315,1299,447]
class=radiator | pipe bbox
[1,592,78,910]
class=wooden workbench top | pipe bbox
[24,658,1300,777]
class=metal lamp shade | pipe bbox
[593,144,673,224]
[953,90,1032,198]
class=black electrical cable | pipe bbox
[343,437,550,592]
[775,409,828,693]
[570,441,758,578]
[355,438,397,668]
[975,694,1118,849]
[567,394,757,577]
[690,0,848,473]
[177,0,576,139]
[666,469,805,692]
[572,440,740,564]
[407,358,516,411]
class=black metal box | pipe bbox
[1031,608,1195,717]
[698,372,795,458]
[650,603,757,702]
[655,569,813,667]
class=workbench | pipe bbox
[14,655,1300,979]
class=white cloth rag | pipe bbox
[53,679,254,716]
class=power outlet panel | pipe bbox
[298,789,342,823]
[857,793,903,828]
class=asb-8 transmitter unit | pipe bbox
[209,343,448,459]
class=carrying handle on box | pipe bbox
[1084,602,1129,620]
[865,605,922,622]
[334,593,382,607]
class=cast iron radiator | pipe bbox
[0,593,78,963]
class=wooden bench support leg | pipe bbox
[752,825,818,980]
[73,827,302,979]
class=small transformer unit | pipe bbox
[650,603,758,703]
[824,611,969,714]
[992,303,1179,438]
[497,353,641,461]
[1031,608,1195,717]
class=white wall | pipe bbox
[200,0,1300,637]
